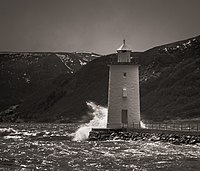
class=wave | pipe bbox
[0,128,16,137]
[73,101,108,141]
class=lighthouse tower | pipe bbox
[107,40,140,129]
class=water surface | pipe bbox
[0,123,200,171]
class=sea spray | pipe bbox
[140,121,146,128]
[73,101,107,141]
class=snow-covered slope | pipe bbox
[55,52,99,73]
[0,52,99,115]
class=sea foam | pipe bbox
[72,101,146,141]
[73,101,107,141]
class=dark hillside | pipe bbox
[0,52,98,113]
[137,35,200,120]
[2,35,200,122]
[0,53,67,111]
[16,56,110,122]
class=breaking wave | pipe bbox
[73,101,108,141]
[140,121,146,128]
[0,128,16,137]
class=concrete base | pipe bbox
[88,128,200,144]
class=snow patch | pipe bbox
[91,54,101,57]
[56,54,66,58]
[183,40,192,48]
[25,77,30,83]
[79,59,87,66]
[65,63,72,70]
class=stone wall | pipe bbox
[88,129,200,145]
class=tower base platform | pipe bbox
[88,128,200,145]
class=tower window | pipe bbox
[122,88,127,97]
[123,72,127,77]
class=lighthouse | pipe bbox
[107,40,140,129]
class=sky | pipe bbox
[0,0,200,54]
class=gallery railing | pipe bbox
[108,56,138,65]
[131,122,200,132]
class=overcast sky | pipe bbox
[0,0,200,54]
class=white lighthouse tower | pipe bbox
[107,40,140,129]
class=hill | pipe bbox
[1,35,200,122]
[0,52,98,117]
[137,36,200,121]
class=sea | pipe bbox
[1,102,200,171]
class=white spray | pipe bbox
[73,101,108,141]
[140,120,146,128]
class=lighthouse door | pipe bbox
[121,110,128,127]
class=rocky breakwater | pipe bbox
[88,129,200,145]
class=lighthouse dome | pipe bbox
[117,39,131,51]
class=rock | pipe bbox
[88,130,200,145]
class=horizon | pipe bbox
[0,0,200,55]
[0,33,199,55]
